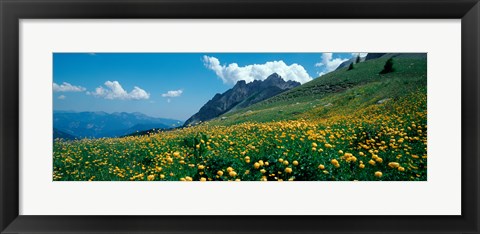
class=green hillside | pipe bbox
[208,56,427,126]
[53,55,427,182]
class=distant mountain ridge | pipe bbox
[184,73,301,126]
[53,111,183,138]
[53,128,77,140]
[336,53,426,71]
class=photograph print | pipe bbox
[53,52,427,181]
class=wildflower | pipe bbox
[388,162,400,168]
[285,167,293,174]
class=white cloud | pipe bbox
[89,81,150,100]
[161,90,183,97]
[57,95,66,100]
[53,82,86,92]
[202,56,312,84]
[315,53,349,76]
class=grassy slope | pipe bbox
[207,57,427,126]
[53,56,428,181]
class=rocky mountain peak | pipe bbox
[184,73,301,126]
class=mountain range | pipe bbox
[336,53,427,71]
[54,53,424,139]
[184,73,300,126]
[53,111,183,139]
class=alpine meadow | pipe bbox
[53,53,427,181]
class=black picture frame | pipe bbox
[1,0,479,233]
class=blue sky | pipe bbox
[53,53,360,121]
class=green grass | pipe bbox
[207,57,426,126]
[53,56,428,181]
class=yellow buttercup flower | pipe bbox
[388,162,400,168]
[285,167,293,174]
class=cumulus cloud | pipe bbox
[161,90,183,98]
[88,81,150,100]
[53,82,86,92]
[202,56,312,84]
[315,53,349,76]
[57,95,66,100]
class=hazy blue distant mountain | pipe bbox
[53,111,183,138]
[53,128,77,140]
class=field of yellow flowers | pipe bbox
[53,88,427,181]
